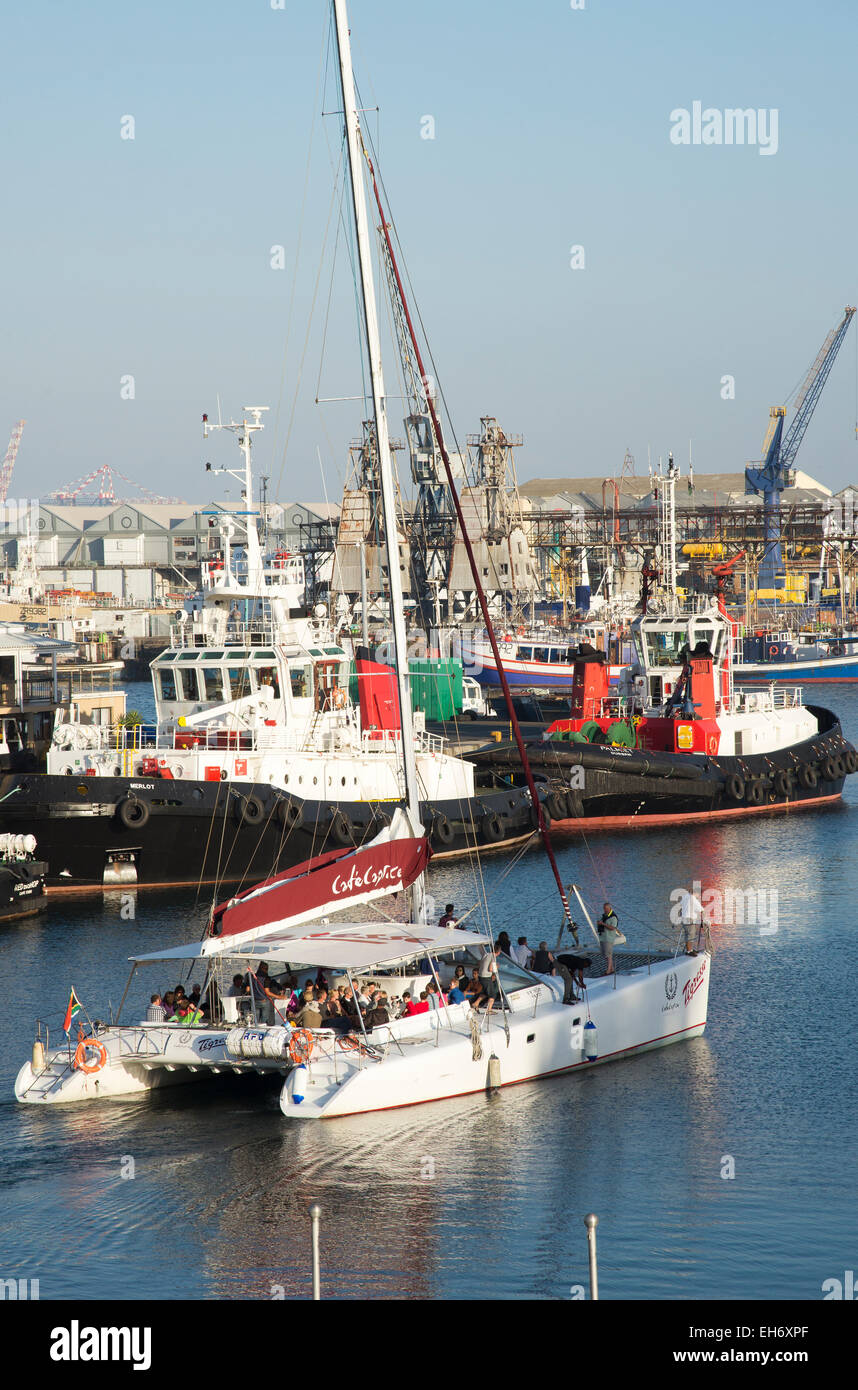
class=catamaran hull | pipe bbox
[279,953,710,1119]
[0,773,543,892]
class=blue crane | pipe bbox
[745,305,856,590]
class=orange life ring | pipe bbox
[333,687,347,710]
[289,1028,314,1064]
[517,627,526,637]
[768,645,779,656]
[74,1038,107,1074]
[707,735,718,754]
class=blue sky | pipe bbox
[1,0,857,505]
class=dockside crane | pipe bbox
[0,420,25,503]
[746,305,856,590]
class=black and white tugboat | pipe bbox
[0,414,542,892]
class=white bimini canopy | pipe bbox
[132,922,489,973]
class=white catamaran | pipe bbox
[15,0,710,1119]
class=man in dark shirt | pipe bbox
[438,903,456,929]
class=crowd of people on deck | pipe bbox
[142,900,608,1030]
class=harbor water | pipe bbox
[1,685,857,1300]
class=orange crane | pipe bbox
[0,420,25,503]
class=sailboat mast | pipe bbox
[332,1,423,836]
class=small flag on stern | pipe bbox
[63,988,82,1034]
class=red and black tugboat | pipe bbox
[474,600,856,830]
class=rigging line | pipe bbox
[273,130,351,503]
[314,166,350,403]
[271,6,330,471]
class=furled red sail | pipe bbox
[203,808,428,955]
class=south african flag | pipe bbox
[62,988,82,1034]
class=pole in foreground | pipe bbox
[310,1203,322,1300]
[584,1213,599,1300]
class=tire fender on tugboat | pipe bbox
[117,796,149,830]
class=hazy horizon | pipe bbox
[2,0,857,506]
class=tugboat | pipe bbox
[473,600,857,828]
[0,834,47,922]
[0,412,543,892]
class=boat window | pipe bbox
[323,646,343,656]
[202,667,225,702]
[549,648,565,663]
[643,629,688,667]
[226,667,251,700]
[496,957,542,993]
[533,647,549,663]
[517,646,533,660]
[177,668,200,701]
[159,669,177,701]
[290,665,312,699]
[177,652,199,662]
[254,651,277,659]
[256,666,281,699]
[693,627,715,654]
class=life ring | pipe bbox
[277,798,302,830]
[289,1029,314,1064]
[798,762,818,789]
[333,687,348,710]
[329,809,353,846]
[238,795,265,825]
[725,773,745,801]
[746,779,766,806]
[118,796,149,829]
[768,644,779,656]
[707,735,718,755]
[481,811,505,844]
[432,813,455,846]
[74,1038,107,1074]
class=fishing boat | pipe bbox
[733,630,858,683]
[459,623,631,692]
[15,0,711,1118]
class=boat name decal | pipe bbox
[197,1037,225,1053]
[331,861,404,896]
[683,961,707,1006]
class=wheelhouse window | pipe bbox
[202,667,225,702]
[643,628,688,667]
[518,646,533,660]
[256,665,281,699]
[226,667,251,700]
[159,669,177,701]
[290,665,312,699]
[177,668,200,701]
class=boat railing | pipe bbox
[170,619,284,649]
[732,685,802,713]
